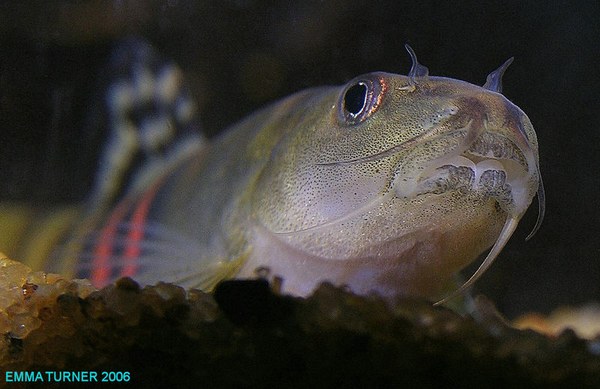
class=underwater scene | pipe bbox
[1,1,599,386]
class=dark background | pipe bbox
[0,1,598,318]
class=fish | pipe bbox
[2,39,544,304]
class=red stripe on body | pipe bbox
[121,178,165,278]
[91,177,166,286]
[91,199,132,286]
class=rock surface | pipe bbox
[1,256,600,388]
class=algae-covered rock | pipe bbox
[1,254,600,388]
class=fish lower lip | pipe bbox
[415,157,516,210]
[394,132,533,216]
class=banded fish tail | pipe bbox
[90,36,206,210]
[45,37,208,284]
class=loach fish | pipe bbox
[3,39,544,304]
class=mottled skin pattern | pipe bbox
[5,46,542,303]
[136,66,541,302]
[233,73,540,300]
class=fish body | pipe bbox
[6,41,543,302]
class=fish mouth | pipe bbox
[393,120,537,218]
[388,118,545,305]
[272,118,544,303]
[302,116,543,238]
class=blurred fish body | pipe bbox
[3,40,543,302]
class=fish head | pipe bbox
[250,50,543,301]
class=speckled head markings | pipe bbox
[240,45,543,302]
[17,40,543,305]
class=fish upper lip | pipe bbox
[394,127,536,217]
[465,131,527,167]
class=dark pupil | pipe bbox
[344,83,368,116]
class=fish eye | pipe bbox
[338,76,383,125]
[344,83,368,116]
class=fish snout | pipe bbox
[394,96,541,219]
